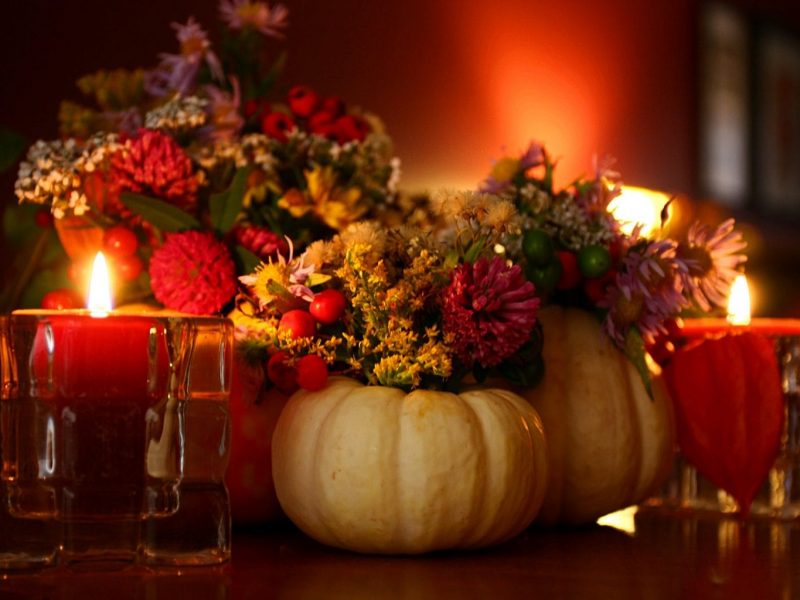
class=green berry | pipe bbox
[522,229,554,267]
[577,244,612,279]
[526,260,562,295]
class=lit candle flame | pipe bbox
[726,274,750,326]
[88,252,113,316]
[608,186,671,237]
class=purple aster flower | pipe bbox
[219,0,289,38]
[676,218,747,312]
[577,154,622,214]
[479,141,546,193]
[519,141,546,171]
[145,18,224,97]
[204,77,244,141]
[601,239,687,345]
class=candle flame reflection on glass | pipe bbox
[88,252,113,316]
[726,274,751,326]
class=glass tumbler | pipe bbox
[0,311,233,569]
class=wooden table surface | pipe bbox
[2,510,798,599]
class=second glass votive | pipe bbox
[643,335,800,519]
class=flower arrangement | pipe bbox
[233,192,544,394]
[480,141,747,389]
[231,140,747,397]
[9,0,400,315]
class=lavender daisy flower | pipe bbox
[676,218,747,312]
[219,0,289,38]
[146,18,224,97]
[601,239,687,345]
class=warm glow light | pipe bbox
[88,252,113,315]
[727,274,751,325]
[596,506,637,536]
[608,186,671,237]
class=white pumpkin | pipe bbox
[523,306,675,525]
[272,377,548,554]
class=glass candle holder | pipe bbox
[642,334,800,519]
[0,312,232,570]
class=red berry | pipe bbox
[583,268,616,305]
[266,351,299,395]
[114,254,144,282]
[34,209,53,229]
[320,96,345,118]
[244,98,269,119]
[287,85,319,118]
[333,115,370,144]
[308,111,336,137]
[278,310,316,339]
[103,226,139,257]
[296,354,328,391]
[309,289,346,325]
[556,250,582,290]
[41,288,83,310]
[261,112,296,143]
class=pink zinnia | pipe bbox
[150,231,237,315]
[442,257,540,368]
[109,129,198,217]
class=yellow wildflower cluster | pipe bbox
[329,227,453,389]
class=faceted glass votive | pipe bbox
[642,335,800,519]
[142,318,233,566]
[0,311,233,570]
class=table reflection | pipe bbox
[2,514,798,599]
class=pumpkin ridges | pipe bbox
[628,368,675,502]
[561,316,636,521]
[272,377,361,546]
[525,306,675,525]
[458,389,548,547]
[397,390,486,552]
[314,385,407,551]
[273,377,548,554]
[530,306,569,523]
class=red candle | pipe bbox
[679,317,800,338]
[7,254,178,520]
[680,275,800,339]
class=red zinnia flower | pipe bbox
[109,129,198,220]
[442,256,540,368]
[233,225,288,260]
[149,231,237,315]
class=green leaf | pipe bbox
[255,51,287,97]
[210,166,251,234]
[306,272,332,287]
[624,327,653,399]
[234,245,262,275]
[0,128,26,172]
[463,238,486,263]
[119,192,200,232]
